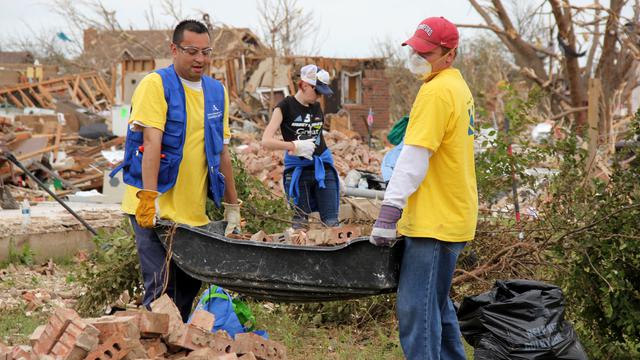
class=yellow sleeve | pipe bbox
[404,90,451,153]
[223,85,231,143]
[129,73,167,131]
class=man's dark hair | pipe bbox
[172,20,209,44]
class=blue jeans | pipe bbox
[129,215,201,322]
[283,166,339,228]
[397,237,467,360]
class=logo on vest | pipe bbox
[207,104,223,120]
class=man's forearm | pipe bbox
[141,128,163,191]
[220,145,238,204]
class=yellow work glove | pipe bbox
[135,189,160,228]
[223,199,242,235]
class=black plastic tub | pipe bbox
[154,220,404,302]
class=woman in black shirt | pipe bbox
[261,64,340,229]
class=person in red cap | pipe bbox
[370,16,477,359]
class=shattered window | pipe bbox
[341,71,362,105]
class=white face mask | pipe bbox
[408,51,432,76]
[406,48,453,77]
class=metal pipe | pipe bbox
[4,153,98,236]
[344,186,385,199]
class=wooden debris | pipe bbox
[0,72,113,112]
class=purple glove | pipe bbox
[369,205,402,246]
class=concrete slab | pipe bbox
[0,201,125,262]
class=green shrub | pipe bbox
[544,109,640,358]
[475,84,547,204]
[75,223,142,317]
[207,152,292,234]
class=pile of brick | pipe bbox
[234,130,383,196]
[229,224,366,246]
[0,295,286,360]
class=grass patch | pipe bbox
[0,306,47,345]
[250,301,403,360]
[248,299,474,359]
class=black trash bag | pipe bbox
[457,279,589,360]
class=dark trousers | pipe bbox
[129,215,201,322]
[283,166,340,228]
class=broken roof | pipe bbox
[0,51,35,64]
[83,26,269,61]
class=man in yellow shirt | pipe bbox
[370,17,477,359]
[113,20,240,321]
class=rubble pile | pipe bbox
[222,196,383,246]
[0,205,123,237]
[0,112,124,205]
[0,294,286,360]
[234,131,383,196]
[0,261,81,314]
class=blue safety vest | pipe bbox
[110,65,226,207]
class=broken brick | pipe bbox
[123,339,148,360]
[306,225,361,246]
[150,294,185,342]
[327,224,361,245]
[84,334,131,360]
[31,307,100,360]
[50,320,99,360]
[88,316,140,343]
[11,345,34,360]
[234,333,286,360]
[115,310,169,337]
[250,230,272,242]
[238,352,258,360]
[214,354,239,360]
[166,350,189,359]
[185,347,226,360]
[141,338,167,359]
[189,309,215,331]
[0,343,10,360]
[208,331,236,355]
[168,324,213,351]
[29,325,45,348]
[32,307,81,356]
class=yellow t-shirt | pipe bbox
[397,68,478,242]
[121,72,230,226]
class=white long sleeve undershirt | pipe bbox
[383,144,432,209]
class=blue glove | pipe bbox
[369,205,402,246]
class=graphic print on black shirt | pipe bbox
[276,96,327,156]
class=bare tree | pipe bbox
[373,34,514,124]
[461,0,640,135]
[257,0,320,56]
[160,0,184,24]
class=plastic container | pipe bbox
[21,199,31,227]
[154,220,403,302]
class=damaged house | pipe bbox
[82,24,390,137]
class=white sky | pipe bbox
[0,0,484,58]
[1,0,636,58]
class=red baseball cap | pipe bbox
[402,17,459,53]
